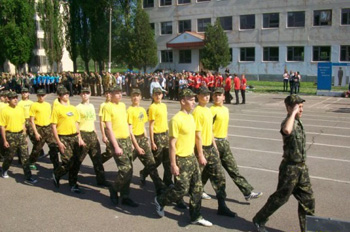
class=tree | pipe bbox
[0,0,36,72]
[37,0,64,72]
[132,0,157,72]
[201,19,230,71]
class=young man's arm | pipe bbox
[169,136,179,176]
[99,116,108,144]
[75,122,85,147]
[129,124,145,155]
[52,123,65,154]
[195,131,207,166]
[149,120,157,150]
[282,104,299,135]
[105,121,123,156]
[30,116,41,141]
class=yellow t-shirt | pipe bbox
[192,105,213,146]
[210,105,229,139]
[127,106,148,136]
[0,102,8,112]
[169,111,195,157]
[148,102,168,133]
[0,105,25,132]
[99,102,107,117]
[102,102,129,139]
[76,103,96,132]
[51,104,79,135]
[29,101,52,126]
[18,99,33,119]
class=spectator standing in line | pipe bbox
[289,71,294,95]
[224,74,232,104]
[240,74,247,104]
[233,74,240,105]
[283,70,289,92]
[338,67,343,86]
[253,95,315,232]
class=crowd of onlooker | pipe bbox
[0,70,248,103]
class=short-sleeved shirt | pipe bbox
[29,101,52,126]
[0,105,25,132]
[99,102,108,117]
[76,103,96,132]
[169,111,195,157]
[210,105,229,139]
[281,117,306,163]
[192,105,213,146]
[234,77,240,90]
[51,104,79,135]
[148,102,168,133]
[18,99,33,119]
[127,106,148,136]
[0,102,8,113]
[102,102,129,139]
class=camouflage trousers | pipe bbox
[79,131,106,184]
[110,137,133,198]
[213,139,253,196]
[133,135,166,193]
[0,133,4,160]
[200,145,227,200]
[54,134,81,186]
[254,159,315,232]
[141,132,173,186]
[29,125,59,170]
[2,132,32,179]
[158,155,203,222]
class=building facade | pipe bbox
[144,0,350,80]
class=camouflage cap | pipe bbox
[57,87,69,96]
[2,90,10,97]
[131,88,141,95]
[81,87,91,93]
[104,87,112,93]
[179,88,196,99]
[111,85,122,92]
[21,87,29,93]
[152,87,162,94]
[8,91,18,98]
[284,94,305,106]
[198,86,211,95]
[213,87,224,94]
[37,89,46,95]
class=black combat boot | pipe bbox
[217,198,237,218]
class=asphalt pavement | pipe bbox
[1,91,349,232]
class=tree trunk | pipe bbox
[73,59,77,73]
[84,60,89,73]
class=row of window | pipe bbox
[161,46,350,63]
[156,8,350,34]
[144,0,210,8]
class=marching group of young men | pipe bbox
[0,83,314,232]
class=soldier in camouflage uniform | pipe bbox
[28,89,59,170]
[95,72,102,96]
[0,90,9,161]
[76,87,108,186]
[253,95,315,232]
[0,91,37,184]
[206,87,262,201]
[154,89,212,227]
[128,88,166,195]
[89,72,96,96]
[104,86,139,207]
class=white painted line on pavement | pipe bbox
[230,146,350,163]
[309,97,332,108]
[238,165,350,184]
[230,125,350,138]
[228,134,350,149]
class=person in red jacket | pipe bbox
[233,74,240,105]
[240,74,247,104]
[224,74,232,104]
[214,73,224,87]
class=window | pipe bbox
[160,0,172,6]
[197,0,210,2]
[263,47,279,61]
[178,20,191,33]
[314,10,332,26]
[161,22,172,35]
[219,16,232,30]
[313,46,331,61]
[161,50,173,63]
[340,45,350,61]
[341,8,350,25]
[287,11,305,27]
[287,47,304,61]
[240,14,255,29]
[240,47,255,61]
[36,38,44,49]
[36,21,42,31]
[229,48,232,62]
[197,18,211,32]
[33,55,48,66]
[150,23,155,31]
[143,0,154,8]
[263,13,279,28]
[179,50,191,63]
[178,0,190,4]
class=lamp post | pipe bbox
[108,6,112,73]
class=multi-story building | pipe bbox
[144,0,350,81]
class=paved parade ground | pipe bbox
[1,92,349,232]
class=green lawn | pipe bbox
[247,81,348,95]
